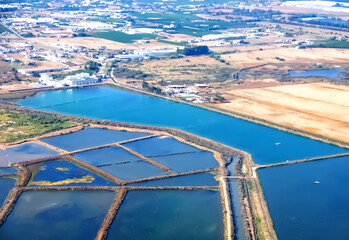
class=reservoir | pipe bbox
[18,86,348,164]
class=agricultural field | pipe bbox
[215,82,349,143]
[91,31,158,43]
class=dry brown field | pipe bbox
[221,47,349,68]
[214,82,349,143]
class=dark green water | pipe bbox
[107,190,224,240]
[0,190,116,240]
[258,156,349,240]
[19,86,348,164]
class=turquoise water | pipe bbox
[129,172,218,186]
[258,156,349,240]
[74,146,141,166]
[28,160,117,187]
[106,190,224,240]
[0,178,16,209]
[122,136,198,157]
[151,151,218,172]
[289,69,342,80]
[0,167,18,175]
[0,190,116,240]
[100,161,168,180]
[1,142,59,165]
[19,87,348,164]
[41,127,152,152]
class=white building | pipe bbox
[64,73,99,86]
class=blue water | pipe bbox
[0,190,116,240]
[28,160,117,187]
[41,127,152,152]
[100,161,168,180]
[0,178,16,209]
[74,146,141,166]
[289,69,342,80]
[1,142,59,165]
[129,172,218,187]
[122,135,199,157]
[258,156,349,240]
[106,190,224,240]
[0,167,18,175]
[19,87,348,164]
[229,180,246,240]
[151,151,218,172]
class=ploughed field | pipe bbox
[0,127,225,240]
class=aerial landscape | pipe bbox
[0,0,348,239]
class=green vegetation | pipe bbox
[51,69,89,80]
[142,81,162,94]
[91,31,157,43]
[157,39,187,46]
[0,111,75,143]
[179,46,210,56]
[113,67,149,79]
[87,17,124,23]
[309,40,349,49]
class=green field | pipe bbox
[157,39,187,46]
[91,31,158,43]
[309,40,349,49]
[0,111,75,143]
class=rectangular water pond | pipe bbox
[0,190,116,240]
[0,167,18,175]
[122,136,199,157]
[258,156,349,240]
[128,172,218,187]
[41,127,152,152]
[100,161,168,180]
[0,177,16,209]
[1,142,59,165]
[151,151,219,172]
[27,160,117,187]
[74,146,141,166]
[107,190,224,240]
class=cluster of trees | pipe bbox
[178,46,210,56]
[142,81,162,94]
[113,67,149,79]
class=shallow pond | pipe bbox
[74,146,141,166]
[0,177,16,209]
[107,190,224,240]
[41,127,152,152]
[151,151,218,172]
[1,142,59,165]
[28,160,117,187]
[100,161,168,180]
[289,69,343,80]
[0,167,18,175]
[128,172,218,187]
[0,190,116,240]
[122,135,199,157]
[258,156,349,240]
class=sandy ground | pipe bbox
[30,37,176,50]
[215,82,349,143]
[0,82,42,93]
[221,47,349,68]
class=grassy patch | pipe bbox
[309,40,349,49]
[0,111,75,143]
[91,31,158,43]
[157,39,187,46]
[51,69,90,80]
